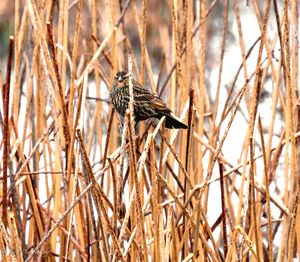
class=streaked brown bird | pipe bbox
[110,71,188,129]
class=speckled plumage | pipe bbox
[110,71,188,129]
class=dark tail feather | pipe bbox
[165,115,188,129]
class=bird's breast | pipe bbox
[110,86,129,116]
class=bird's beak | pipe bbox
[117,76,123,82]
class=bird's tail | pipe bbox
[165,114,188,129]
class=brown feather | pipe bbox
[110,71,188,129]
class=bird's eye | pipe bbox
[122,74,129,80]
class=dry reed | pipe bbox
[0,0,299,261]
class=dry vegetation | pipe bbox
[0,0,299,261]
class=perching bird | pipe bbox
[110,71,188,129]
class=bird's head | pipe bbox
[114,71,129,88]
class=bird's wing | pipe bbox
[132,83,171,113]
[151,97,170,112]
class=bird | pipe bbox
[110,71,188,129]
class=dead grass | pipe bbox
[0,0,299,261]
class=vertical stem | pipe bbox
[219,163,228,257]
[249,137,261,261]
[183,88,194,255]
[258,117,273,262]
[141,0,147,83]
[3,36,14,226]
